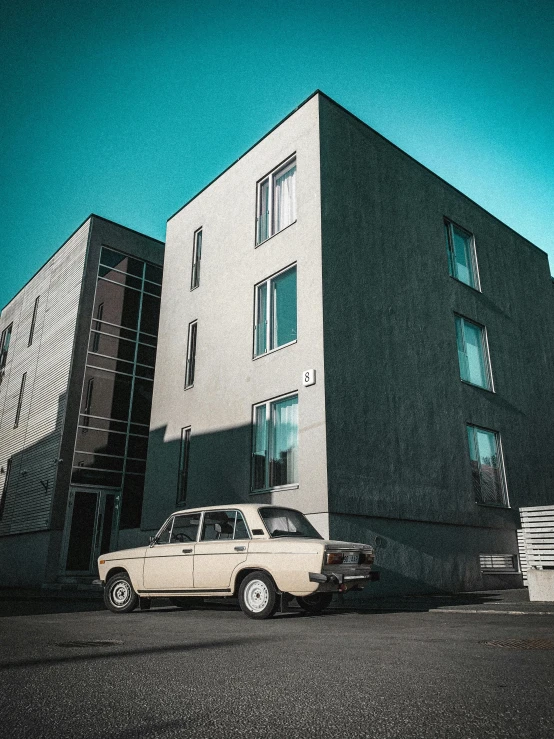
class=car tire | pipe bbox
[104,573,139,614]
[238,571,278,620]
[170,597,195,609]
[296,592,333,614]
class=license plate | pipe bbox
[343,553,359,564]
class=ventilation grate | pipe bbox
[479,554,518,573]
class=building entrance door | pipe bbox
[63,488,120,575]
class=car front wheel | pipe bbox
[104,573,139,613]
[238,571,278,620]
[296,592,333,614]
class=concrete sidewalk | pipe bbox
[335,588,554,615]
[0,585,553,615]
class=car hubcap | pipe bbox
[244,579,269,613]
[111,581,131,607]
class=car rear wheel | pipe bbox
[238,571,278,620]
[104,573,139,613]
[170,597,195,609]
[297,592,333,614]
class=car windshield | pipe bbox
[259,507,323,539]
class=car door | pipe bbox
[143,513,200,591]
[193,510,250,590]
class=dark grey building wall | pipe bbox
[318,95,554,589]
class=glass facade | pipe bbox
[71,247,162,528]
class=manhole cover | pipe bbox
[481,639,554,650]
[57,640,123,648]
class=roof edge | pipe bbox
[1,214,163,313]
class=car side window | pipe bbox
[156,518,174,545]
[234,512,250,540]
[170,514,200,543]
[201,510,250,541]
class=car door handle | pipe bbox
[182,548,193,554]
[234,546,246,551]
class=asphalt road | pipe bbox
[0,598,553,739]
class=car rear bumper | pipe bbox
[309,571,380,585]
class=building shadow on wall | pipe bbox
[0,392,67,533]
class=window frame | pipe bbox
[454,314,494,391]
[466,424,509,507]
[253,264,297,358]
[176,426,191,506]
[0,323,13,370]
[445,219,481,291]
[190,228,202,290]
[28,296,40,347]
[14,372,27,429]
[256,154,297,246]
[0,458,12,520]
[251,392,299,493]
[184,320,198,389]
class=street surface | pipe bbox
[0,595,553,739]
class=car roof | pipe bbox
[171,503,297,516]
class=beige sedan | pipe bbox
[98,504,378,619]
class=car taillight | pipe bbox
[325,552,345,565]
[361,551,374,565]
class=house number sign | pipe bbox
[302,369,316,387]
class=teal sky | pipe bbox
[1,0,553,307]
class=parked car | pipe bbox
[98,504,378,619]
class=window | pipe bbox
[176,427,191,505]
[254,265,297,357]
[91,302,104,353]
[0,458,12,520]
[191,228,202,290]
[200,510,250,541]
[455,315,493,390]
[185,321,197,388]
[467,425,507,506]
[256,156,296,244]
[252,394,298,491]
[14,373,27,428]
[28,296,40,347]
[445,220,480,289]
[0,323,13,369]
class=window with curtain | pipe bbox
[252,394,298,491]
[256,156,296,244]
[254,265,297,356]
[455,315,493,390]
[467,425,507,506]
[445,220,480,289]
